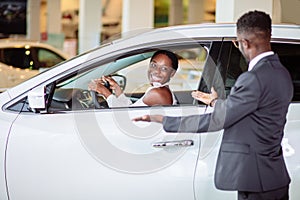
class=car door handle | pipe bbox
[152,140,194,148]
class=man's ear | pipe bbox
[242,38,250,49]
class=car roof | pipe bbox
[3,23,300,99]
[157,23,300,39]
[109,23,300,46]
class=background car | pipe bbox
[0,23,299,200]
[0,39,69,92]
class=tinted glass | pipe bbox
[198,41,247,100]
[272,43,300,101]
[0,48,34,69]
[225,43,248,96]
[213,41,300,101]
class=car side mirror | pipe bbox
[28,86,46,111]
[111,74,126,90]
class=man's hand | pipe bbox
[191,87,218,106]
[132,115,164,123]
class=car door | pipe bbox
[194,40,244,199]
[6,105,201,200]
[5,42,215,200]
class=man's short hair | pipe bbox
[237,10,272,36]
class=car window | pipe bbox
[223,41,300,101]
[0,48,33,69]
[198,41,248,101]
[202,41,300,102]
[46,44,209,111]
[118,47,208,93]
[224,42,248,96]
[36,48,65,69]
[272,42,300,101]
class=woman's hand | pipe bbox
[88,76,124,98]
[88,78,112,98]
[102,76,122,97]
[191,87,218,106]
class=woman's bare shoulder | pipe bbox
[143,86,173,106]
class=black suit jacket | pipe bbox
[163,54,293,192]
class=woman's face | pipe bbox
[147,54,176,85]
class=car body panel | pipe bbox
[0,92,18,200]
[6,107,201,199]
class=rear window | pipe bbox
[213,41,300,102]
[0,48,33,69]
[272,43,300,101]
[36,48,65,68]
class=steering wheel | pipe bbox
[90,91,109,109]
[88,74,125,109]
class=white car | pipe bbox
[0,24,299,200]
[0,39,69,92]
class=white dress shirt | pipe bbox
[248,51,274,71]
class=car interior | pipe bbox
[46,44,210,111]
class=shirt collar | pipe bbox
[152,82,169,87]
[248,51,274,71]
